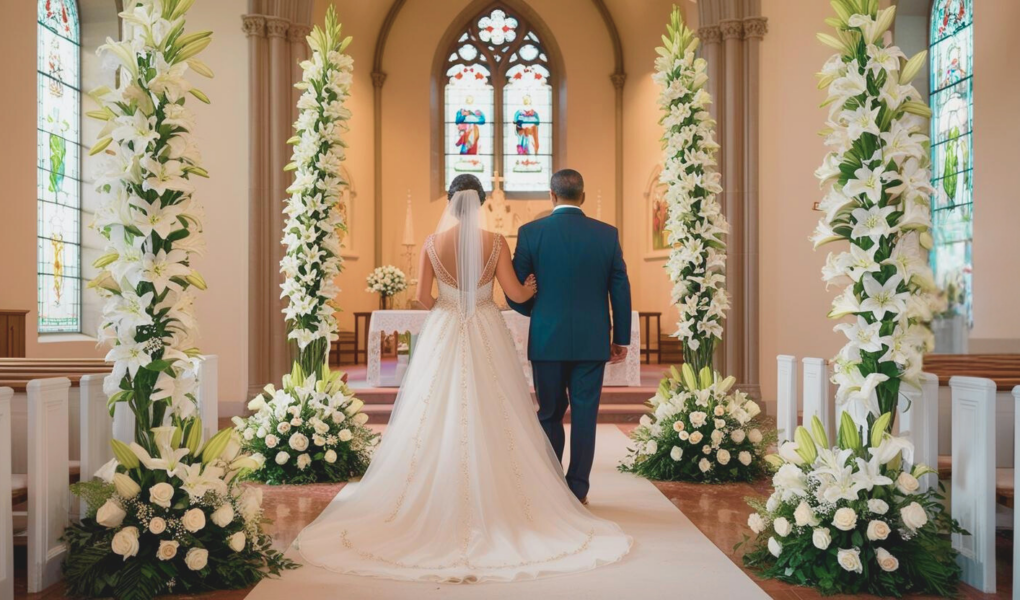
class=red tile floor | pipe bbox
[15,425,1014,599]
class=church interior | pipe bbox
[1,0,1019,598]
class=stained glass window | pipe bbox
[929,0,973,325]
[37,0,81,334]
[443,7,556,195]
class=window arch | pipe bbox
[929,0,973,325]
[435,3,564,198]
[37,0,82,334]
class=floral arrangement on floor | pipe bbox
[742,1,963,596]
[620,364,772,482]
[621,8,770,484]
[65,1,295,597]
[235,363,377,485]
[366,265,408,300]
[281,5,352,379]
[741,416,963,596]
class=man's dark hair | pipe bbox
[550,169,584,200]
[447,174,487,204]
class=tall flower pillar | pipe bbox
[242,3,314,396]
[697,1,767,399]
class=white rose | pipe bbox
[256,427,267,438]
[837,547,863,573]
[111,526,140,560]
[748,428,763,444]
[875,547,899,572]
[747,512,766,534]
[867,519,891,541]
[275,451,291,465]
[730,429,746,444]
[324,449,338,463]
[345,399,364,416]
[211,503,235,528]
[113,473,141,499]
[313,434,326,447]
[338,429,353,442]
[713,405,725,417]
[702,444,712,455]
[711,430,724,446]
[243,428,255,441]
[717,449,731,465]
[767,536,782,557]
[182,508,206,533]
[277,422,291,434]
[670,446,683,461]
[290,417,304,427]
[689,411,707,428]
[314,420,330,435]
[297,453,312,470]
[353,413,369,426]
[698,458,711,472]
[149,482,175,509]
[332,412,346,424]
[738,451,752,466]
[900,501,928,531]
[96,500,127,528]
[714,418,726,430]
[228,531,247,552]
[773,516,792,537]
[157,540,180,561]
[289,433,309,452]
[265,434,279,448]
[896,471,920,495]
[185,547,208,571]
[812,527,832,550]
[689,431,704,444]
[765,493,780,513]
[149,517,167,535]
[794,501,819,527]
[832,507,857,531]
[678,430,690,441]
[868,498,889,515]
[673,420,685,432]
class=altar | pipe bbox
[366,310,642,388]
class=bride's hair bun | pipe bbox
[448,174,487,205]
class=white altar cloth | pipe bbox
[367,310,642,387]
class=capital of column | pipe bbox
[719,19,744,41]
[266,17,290,39]
[372,71,387,89]
[287,24,313,44]
[610,72,627,90]
[742,17,769,40]
[241,14,266,38]
[698,25,722,45]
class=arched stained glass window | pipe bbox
[442,6,557,195]
[37,0,82,333]
[929,0,973,325]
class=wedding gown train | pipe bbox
[295,235,632,583]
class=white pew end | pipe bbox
[949,376,996,594]
[197,355,219,440]
[776,355,798,443]
[897,372,939,493]
[802,357,833,438]
[0,388,13,600]
[78,374,113,517]
[26,378,70,593]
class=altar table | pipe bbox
[367,310,642,388]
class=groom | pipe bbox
[507,169,631,503]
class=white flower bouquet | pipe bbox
[237,363,377,485]
[653,7,728,375]
[622,364,771,482]
[741,416,963,596]
[366,265,408,298]
[281,6,352,377]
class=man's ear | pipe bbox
[549,191,558,205]
[578,192,587,206]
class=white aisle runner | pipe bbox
[246,425,768,599]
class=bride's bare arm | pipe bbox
[417,245,436,310]
[495,238,536,304]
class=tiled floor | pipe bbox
[15,425,1014,599]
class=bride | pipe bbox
[295,175,632,583]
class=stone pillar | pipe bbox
[697,1,767,400]
[611,72,626,234]
[242,4,313,396]
[372,71,387,266]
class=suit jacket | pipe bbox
[507,206,632,362]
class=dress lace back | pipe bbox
[426,233,503,290]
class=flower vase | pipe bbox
[380,295,393,310]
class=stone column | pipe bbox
[242,5,313,396]
[371,71,387,266]
[720,17,745,388]
[611,72,626,234]
[743,16,768,395]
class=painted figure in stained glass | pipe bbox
[935,0,968,38]
[514,95,539,155]
[51,234,65,305]
[47,37,65,96]
[455,96,486,155]
[40,0,75,39]
[936,93,968,205]
[46,112,69,197]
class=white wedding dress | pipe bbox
[295,228,632,583]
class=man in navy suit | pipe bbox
[507,169,632,503]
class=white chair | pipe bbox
[776,355,798,442]
[26,378,70,593]
[897,372,939,492]
[0,388,14,600]
[949,376,996,594]
[802,357,833,438]
[197,355,219,440]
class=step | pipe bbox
[361,402,648,424]
[353,387,657,406]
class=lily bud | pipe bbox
[869,412,892,449]
[794,427,818,464]
[185,270,208,290]
[112,473,141,499]
[810,416,830,449]
[900,50,928,84]
[89,137,113,156]
[92,252,119,269]
[110,439,140,470]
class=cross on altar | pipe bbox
[490,170,504,195]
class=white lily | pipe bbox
[850,205,897,242]
[843,162,887,205]
[860,274,909,320]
